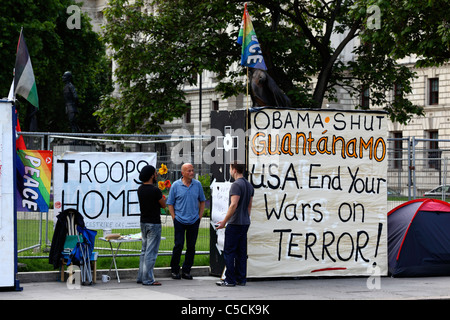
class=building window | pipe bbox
[394,83,403,101]
[429,78,439,105]
[428,130,440,169]
[185,103,191,123]
[212,100,219,111]
[155,143,168,162]
[361,86,370,109]
[392,132,403,169]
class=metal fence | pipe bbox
[17,133,450,263]
[387,137,450,211]
[17,132,211,261]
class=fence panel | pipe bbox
[387,137,412,212]
[410,137,450,202]
[16,133,450,262]
[17,132,211,261]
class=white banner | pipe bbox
[0,101,15,287]
[247,108,388,277]
[210,179,232,253]
[53,152,157,229]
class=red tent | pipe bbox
[388,198,450,277]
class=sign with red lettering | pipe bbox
[16,150,53,212]
[247,108,388,277]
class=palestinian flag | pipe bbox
[14,29,39,109]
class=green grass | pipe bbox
[17,219,211,272]
[18,253,210,272]
[18,197,411,272]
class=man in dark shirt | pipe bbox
[137,165,166,286]
[216,162,254,287]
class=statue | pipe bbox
[26,103,38,132]
[249,68,291,108]
[62,71,80,132]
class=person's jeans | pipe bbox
[224,224,249,285]
[170,218,200,274]
[137,223,161,284]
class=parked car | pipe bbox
[423,185,450,198]
[387,188,401,196]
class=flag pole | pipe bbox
[246,67,249,110]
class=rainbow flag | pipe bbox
[16,150,53,212]
[237,3,267,70]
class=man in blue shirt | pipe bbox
[167,163,206,279]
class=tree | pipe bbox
[99,0,449,133]
[0,0,112,132]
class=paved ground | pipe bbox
[2,269,450,317]
[3,267,450,301]
[5,275,450,301]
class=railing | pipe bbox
[17,133,450,261]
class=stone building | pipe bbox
[79,0,450,176]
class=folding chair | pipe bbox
[60,211,98,284]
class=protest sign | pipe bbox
[53,152,156,229]
[247,108,388,277]
[16,150,53,212]
[210,179,232,253]
[209,110,247,275]
[0,101,16,288]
